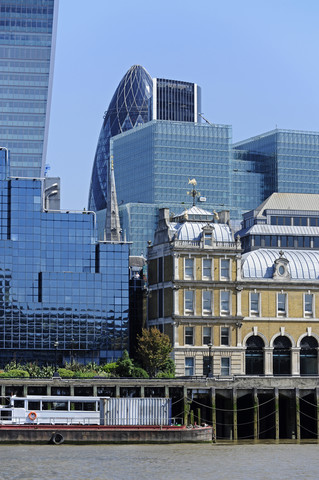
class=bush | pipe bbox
[4,369,30,378]
[132,367,149,378]
[102,362,117,376]
[57,368,74,378]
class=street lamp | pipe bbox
[207,342,213,378]
[53,339,59,377]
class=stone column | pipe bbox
[291,348,300,376]
[165,385,169,398]
[264,347,273,375]
[93,385,98,397]
[140,386,145,397]
[115,385,120,398]
[275,388,279,440]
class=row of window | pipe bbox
[270,216,319,226]
[184,326,229,346]
[183,291,314,318]
[184,257,230,281]
[248,235,319,249]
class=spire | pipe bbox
[104,156,121,242]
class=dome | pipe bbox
[88,65,153,212]
[242,248,319,279]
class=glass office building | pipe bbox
[0,149,129,366]
[233,129,319,223]
[151,78,200,122]
[112,120,232,255]
[0,0,58,178]
[89,65,153,213]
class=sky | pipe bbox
[46,0,319,211]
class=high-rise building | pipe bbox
[112,120,232,255]
[232,129,319,223]
[0,0,58,178]
[0,148,129,366]
[88,66,202,244]
[151,78,200,122]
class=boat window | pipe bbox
[13,400,24,408]
[0,411,12,420]
[70,402,97,411]
[42,401,68,411]
[28,401,40,410]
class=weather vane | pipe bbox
[187,178,200,206]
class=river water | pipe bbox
[1,443,318,480]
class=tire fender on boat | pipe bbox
[50,432,64,445]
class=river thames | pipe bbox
[1,443,318,480]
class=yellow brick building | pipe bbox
[147,206,319,377]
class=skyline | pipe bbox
[46,0,319,211]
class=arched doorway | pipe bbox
[273,336,291,375]
[300,336,318,375]
[245,335,264,375]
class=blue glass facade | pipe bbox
[0,149,129,365]
[0,0,58,178]
[112,120,232,255]
[233,129,319,222]
[88,65,153,213]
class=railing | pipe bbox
[173,240,239,249]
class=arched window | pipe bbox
[245,336,264,375]
[273,336,291,375]
[300,336,318,375]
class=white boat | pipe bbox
[0,395,172,426]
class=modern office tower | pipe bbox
[237,192,319,253]
[89,65,202,243]
[112,120,232,255]
[232,129,319,223]
[151,78,201,122]
[0,0,59,178]
[0,148,129,366]
[88,65,153,216]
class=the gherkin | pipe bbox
[88,65,152,212]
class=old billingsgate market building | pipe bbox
[147,195,319,378]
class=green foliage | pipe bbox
[4,368,30,378]
[57,368,75,378]
[116,350,134,377]
[101,362,118,376]
[156,358,175,378]
[131,366,149,378]
[136,327,173,377]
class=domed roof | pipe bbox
[89,65,153,212]
[242,248,319,279]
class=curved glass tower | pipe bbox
[88,65,153,213]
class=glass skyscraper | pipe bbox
[233,129,319,225]
[112,120,232,255]
[0,0,58,178]
[0,149,129,366]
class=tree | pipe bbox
[136,327,173,377]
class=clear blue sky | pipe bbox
[46,0,319,210]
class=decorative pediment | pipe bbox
[273,251,291,280]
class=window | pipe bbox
[184,290,194,315]
[203,356,211,376]
[220,259,230,280]
[158,257,163,282]
[203,326,212,345]
[185,357,194,376]
[158,289,163,318]
[221,327,230,346]
[304,294,313,317]
[202,258,212,280]
[221,357,230,376]
[277,293,287,317]
[220,291,230,315]
[202,290,212,315]
[185,326,194,345]
[184,258,194,280]
[250,292,260,317]
[204,232,212,246]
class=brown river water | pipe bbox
[1,443,318,480]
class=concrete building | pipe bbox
[0,0,59,177]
